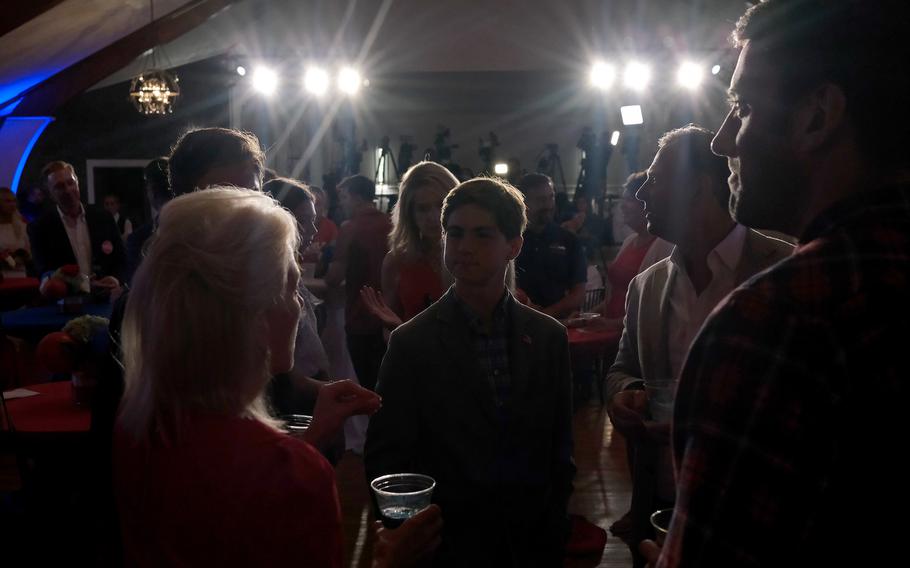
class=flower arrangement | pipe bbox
[36,315,110,405]
[40,264,89,299]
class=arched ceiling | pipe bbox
[1,0,748,114]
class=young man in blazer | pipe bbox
[365,177,575,567]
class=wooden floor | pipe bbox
[335,400,634,567]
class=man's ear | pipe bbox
[507,235,524,260]
[792,82,847,153]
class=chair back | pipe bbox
[583,288,605,312]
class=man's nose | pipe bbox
[711,110,737,157]
[457,236,475,252]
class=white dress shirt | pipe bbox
[57,204,93,277]
[666,224,747,380]
[113,212,133,240]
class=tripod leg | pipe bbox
[388,153,400,182]
[374,151,384,183]
[556,157,568,196]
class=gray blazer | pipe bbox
[605,229,794,399]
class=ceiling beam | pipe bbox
[10,0,240,117]
[1,0,68,39]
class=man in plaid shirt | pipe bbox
[645,1,910,566]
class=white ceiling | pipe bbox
[1,0,747,107]
[0,0,192,106]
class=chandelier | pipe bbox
[129,69,179,115]
[128,0,179,115]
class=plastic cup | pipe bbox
[370,473,435,528]
[280,414,313,437]
[650,508,673,547]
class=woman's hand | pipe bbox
[360,286,403,329]
[304,380,381,449]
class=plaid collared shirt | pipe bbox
[456,291,512,408]
[658,185,910,567]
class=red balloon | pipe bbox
[42,277,68,300]
[36,331,80,373]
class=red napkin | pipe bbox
[565,514,608,556]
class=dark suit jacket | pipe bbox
[28,206,127,281]
[364,288,575,567]
[125,220,155,284]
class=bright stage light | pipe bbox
[610,130,621,146]
[338,67,362,95]
[304,67,329,96]
[236,65,246,77]
[251,66,278,95]
[590,62,617,90]
[677,62,704,90]
[494,163,509,175]
[623,62,651,91]
[620,105,644,126]
[711,64,721,75]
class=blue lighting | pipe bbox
[8,117,54,194]
[0,98,23,117]
[0,72,56,110]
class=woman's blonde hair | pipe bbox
[118,187,300,443]
[388,161,459,258]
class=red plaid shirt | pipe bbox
[659,186,910,567]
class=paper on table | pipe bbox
[2,388,40,400]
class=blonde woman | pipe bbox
[360,161,458,328]
[0,187,31,278]
[113,188,429,567]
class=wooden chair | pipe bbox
[583,287,605,312]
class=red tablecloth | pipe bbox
[0,277,40,293]
[0,277,40,311]
[567,326,621,347]
[2,381,90,433]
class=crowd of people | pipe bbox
[2,0,908,566]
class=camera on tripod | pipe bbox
[434,125,458,163]
[397,136,416,176]
[576,128,596,154]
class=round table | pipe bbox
[0,302,113,342]
[0,277,40,311]
[567,326,621,355]
[567,326,622,404]
[2,380,91,435]
[0,277,40,294]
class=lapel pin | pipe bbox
[522,334,532,345]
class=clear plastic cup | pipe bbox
[280,414,313,437]
[650,508,673,546]
[370,473,436,528]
